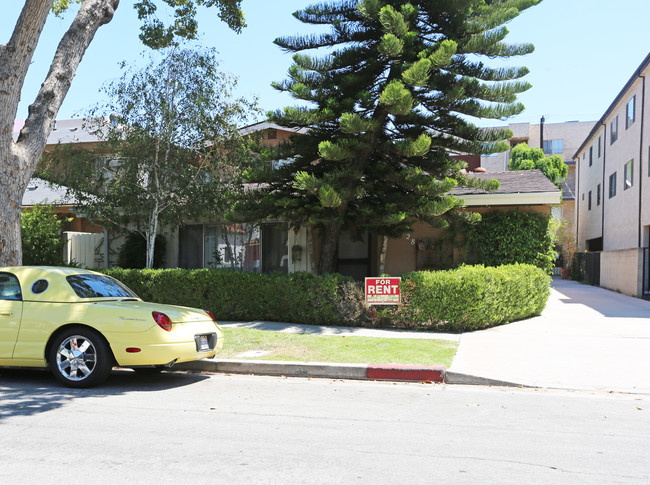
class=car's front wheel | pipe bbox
[48,327,113,388]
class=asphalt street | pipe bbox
[0,369,648,484]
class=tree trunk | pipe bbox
[0,176,27,267]
[378,235,389,275]
[0,0,119,266]
[145,202,160,269]
[317,222,341,274]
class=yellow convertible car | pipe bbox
[0,266,223,387]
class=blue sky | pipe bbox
[4,0,650,127]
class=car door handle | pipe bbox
[0,312,14,317]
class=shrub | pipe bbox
[103,264,550,332]
[21,204,67,265]
[102,269,354,326]
[379,264,550,332]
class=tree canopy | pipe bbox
[233,0,541,274]
[47,47,258,268]
[0,0,244,266]
[509,142,567,187]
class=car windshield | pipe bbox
[66,274,138,299]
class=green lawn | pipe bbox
[219,328,458,367]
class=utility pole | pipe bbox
[540,115,545,151]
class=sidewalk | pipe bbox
[177,278,650,393]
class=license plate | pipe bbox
[199,335,210,351]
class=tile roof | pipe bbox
[13,118,104,144]
[451,169,560,196]
[22,178,75,206]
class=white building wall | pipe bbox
[576,127,605,248]
[601,79,644,251]
[640,72,650,245]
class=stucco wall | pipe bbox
[383,205,551,275]
[576,125,606,249]
[599,248,643,297]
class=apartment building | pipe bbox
[574,52,650,297]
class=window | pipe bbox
[598,136,601,158]
[626,96,636,129]
[66,274,137,299]
[588,190,592,210]
[0,273,21,301]
[178,223,288,273]
[610,116,618,144]
[589,146,593,166]
[609,172,617,198]
[543,139,563,155]
[624,159,634,190]
[597,184,601,206]
[267,128,277,140]
[31,279,48,294]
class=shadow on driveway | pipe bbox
[0,368,209,422]
[551,278,650,319]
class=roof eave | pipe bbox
[459,192,562,206]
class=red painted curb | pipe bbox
[366,365,446,382]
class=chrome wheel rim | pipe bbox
[56,335,97,381]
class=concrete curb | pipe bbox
[175,360,529,387]
[174,359,447,382]
[444,371,527,388]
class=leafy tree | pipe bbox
[0,0,244,266]
[21,204,67,266]
[233,0,540,274]
[464,210,556,273]
[48,47,258,268]
[509,142,567,186]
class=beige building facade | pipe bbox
[574,52,650,297]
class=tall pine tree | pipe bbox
[235,0,541,274]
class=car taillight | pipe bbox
[152,311,172,331]
[204,310,217,324]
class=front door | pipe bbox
[0,273,23,359]
[337,230,370,280]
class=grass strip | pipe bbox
[219,328,458,367]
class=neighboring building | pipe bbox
[21,177,99,232]
[16,119,120,268]
[574,52,650,297]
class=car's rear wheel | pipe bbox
[48,327,112,388]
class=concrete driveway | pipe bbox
[449,278,650,393]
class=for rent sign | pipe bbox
[365,277,401,305]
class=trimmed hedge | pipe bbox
[102,268,355,326]
[377,264,550,332]
[102,264,550,332]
